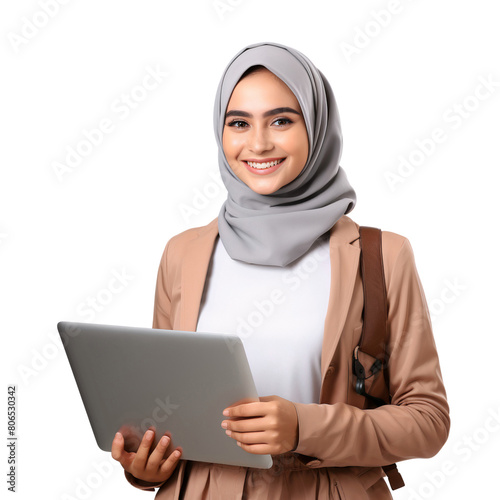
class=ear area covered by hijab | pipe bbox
[213,41,357,267]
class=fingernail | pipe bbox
[221,422,227,429]
[225,430,231,436]
[145,430,153,439]
[160,435,169,446]
[223,410,229,416]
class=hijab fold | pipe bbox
[213,41,356,267]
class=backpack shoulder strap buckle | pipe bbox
[382,463,405,490]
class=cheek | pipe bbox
[292,128,309,162]
[222,134,241,160]
[279,130,308,159]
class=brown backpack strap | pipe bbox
[383,463,406,490]
[358,226,388,362]
[353,226,389,405]
[355,226,405,491]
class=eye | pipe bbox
[226,120,248,128]
[273,117,293,127]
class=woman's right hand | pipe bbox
[112,428,183,484]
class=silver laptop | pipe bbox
[57,321,273,469]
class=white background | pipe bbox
[1,1,499,498]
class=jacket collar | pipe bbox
[180,215,361,386]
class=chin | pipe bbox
[248,184,281,195]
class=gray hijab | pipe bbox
[213,41,356,267]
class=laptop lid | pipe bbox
[57,321,272,469]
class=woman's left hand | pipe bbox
[221,395,299,455]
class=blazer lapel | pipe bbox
[179,217,219,332]
[320,216,360,387]
[178,215,361,390]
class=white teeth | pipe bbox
[246,159,284,169]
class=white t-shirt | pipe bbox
[196,232,331,405]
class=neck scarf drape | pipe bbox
[213,41,356,267]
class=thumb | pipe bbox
[111,432,136,467]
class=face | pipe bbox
[222,68,309,195]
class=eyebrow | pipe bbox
[225,107,301,119]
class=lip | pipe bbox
[244,157,285,163]
[243,157,286,175]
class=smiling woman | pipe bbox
[213,45,355,268]
[113,41,450,500]
[222,65,309,195]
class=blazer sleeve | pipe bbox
[124,238,179,491]
[123,470,168,491]
[292,236,451,468]
[153,237,173,330]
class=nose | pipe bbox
[247,124,273,153]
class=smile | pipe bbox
[244,158,286,170]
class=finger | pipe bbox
[223,402,267,418]
[158,448,183,476]
[222,416,266,432]
[111,432,134,468]
[133,429,155,470]
[226,429,267,445]
[236,442,273,455]
[147,434,171,469]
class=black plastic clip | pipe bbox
[352,347,386,408]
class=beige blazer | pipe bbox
[125,215,450,498]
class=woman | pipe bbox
[112,41,450,499]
